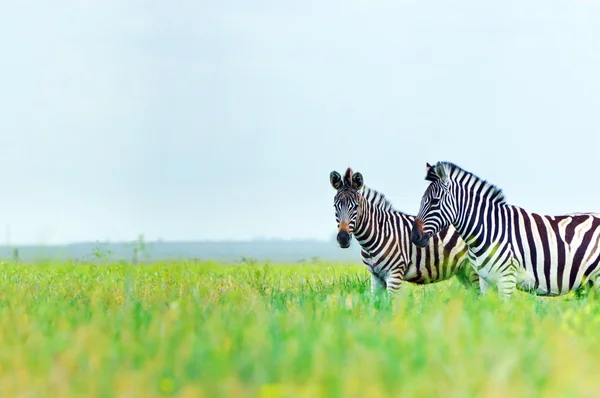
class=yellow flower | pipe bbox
[259,383,284,398]
[158,376,176,394]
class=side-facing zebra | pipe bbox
[411,161,600,298]
[331,167,479,294]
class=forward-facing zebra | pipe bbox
[411,161,600,298]
[331,168,479,294]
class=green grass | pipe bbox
[0,260,598,397]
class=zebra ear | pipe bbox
[352,172,364,190]
[330,171,343,190]
[435,162,449,183]
[425,163,438,182]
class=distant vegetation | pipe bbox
[0,238,361,264]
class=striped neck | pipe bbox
[353,186,403,250]
[447,166,506,253]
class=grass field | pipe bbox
[0,260,599,397]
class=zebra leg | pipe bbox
[385,265,407,296]
[469,270,481,294]
[370,274,387,295]
[586,274,600,297]
[455,261,481,293]
[479,277,492,295]
[385,273,402,295]
[496,264,518,300]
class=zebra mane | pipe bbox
[440,161,507,204]
[360,186,395,211]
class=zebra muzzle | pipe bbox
[337,230,351,248]
[411,219,430,248]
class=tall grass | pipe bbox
[0,260,597,397]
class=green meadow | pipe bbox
[0,260,598,397]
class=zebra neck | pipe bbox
[353,202,402,253]
[454,199,505,255]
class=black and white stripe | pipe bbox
[330,168,479,294]
[411,161,600,297]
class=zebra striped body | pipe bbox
[331,168,479,294]
[411,161,600,297]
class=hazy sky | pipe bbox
[1,0,600,245]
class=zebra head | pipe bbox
[330,168,363,249]
[411,162,457,248]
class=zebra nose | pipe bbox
[337,230,351,248]
[410,225,422,244]
[411,221,429,247]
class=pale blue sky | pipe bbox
[1,0,599,244]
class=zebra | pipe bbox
[330,167,479,294]
[410,161,600,298]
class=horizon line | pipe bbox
[0,237,336,248]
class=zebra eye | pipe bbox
[430,198,440,205]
